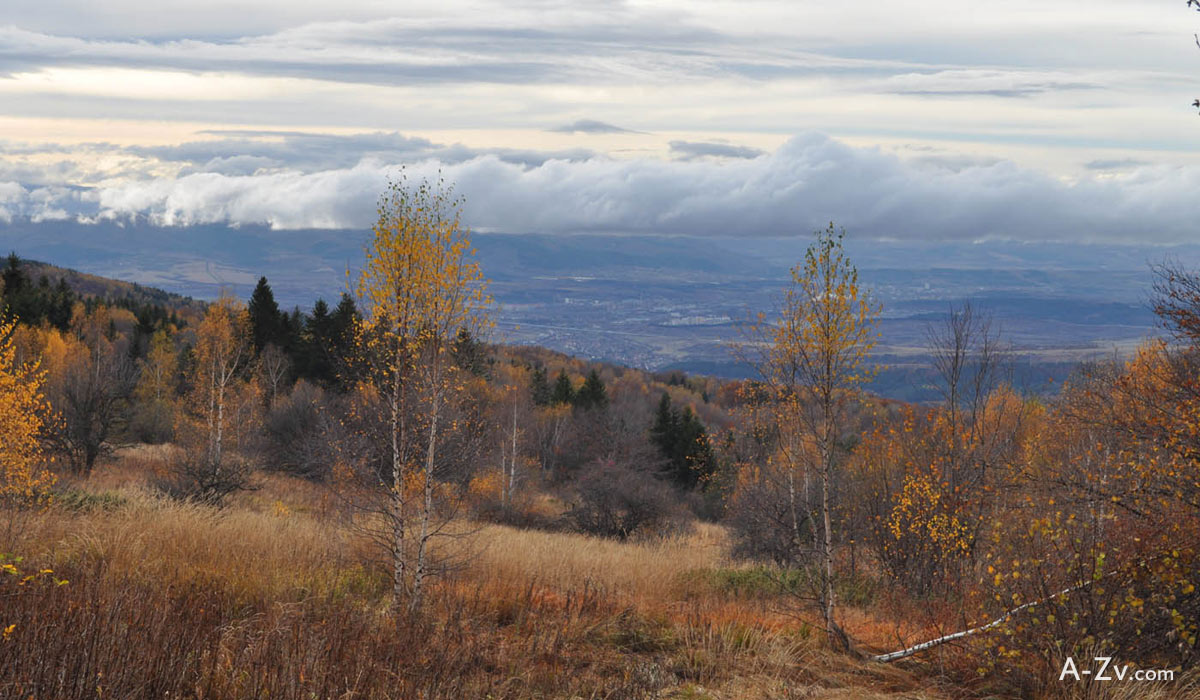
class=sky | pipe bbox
[2,1,1200,243]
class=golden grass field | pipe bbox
[1,451,1195,699]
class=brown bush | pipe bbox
[565,459,686,540]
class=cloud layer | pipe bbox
[4,133,1200,243]
[1,1,1198,247]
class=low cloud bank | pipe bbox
[3,133,1200,242]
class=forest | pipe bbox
[0,178,1198,699]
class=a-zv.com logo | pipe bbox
[1059,657,1175,682]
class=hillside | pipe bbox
[2,251,1198,699]
[16,257,204,314]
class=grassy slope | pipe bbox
[0,452,939,700]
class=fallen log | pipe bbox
[873,582,1090,663]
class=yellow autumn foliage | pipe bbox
[0,317,55,503]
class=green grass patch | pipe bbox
[678,565,880,606]
[54,488,129,513]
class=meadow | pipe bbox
[0,448,925,700]
[2,447,1195,699]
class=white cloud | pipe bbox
[22,133,1189,243]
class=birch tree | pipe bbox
[194,293,251,471]
[352,174,490,614]
[743,223,879,649]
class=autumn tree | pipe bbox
[44,333,136,475]
[870,266,1200,667]
[194,294,251,467]
[130,328,178,443]
[531,399,571,476]
[723,380,811,564]
[0,317,54,505]
[738,223,879,649]
[256,343,290,407]
[351,173,490,614]
[859,303,1025,592]
[494,362,531,508]
[162,293,255,505]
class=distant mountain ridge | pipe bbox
[12,257,204,314]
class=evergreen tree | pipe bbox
[675,406,716,489]
[247,276,286,353]
[1,253,26,299]
[451,327,489,376]
[0,254,76,331]
[651,392,675,448]
[310,298,331,331]
[649,391,715,489]
[286,307,305,344]
[298,298,334,384]
[296,294,359,388]
[329,294,359,380]
[551,370,575,405]
[330,294,359,350]
[574,368,608,410]
[529,366,552,406]
[48,278,74,330]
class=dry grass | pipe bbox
[0,456,1068,699]
[469,520,729,603]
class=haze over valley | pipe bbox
[3,217,1181,400]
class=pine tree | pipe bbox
[298,298,333,383]
[451,328,488,376]
[651,392,677,455]
[529,366,552,406]
[247,276,286,353]
[331,294,358,353]
[676,406,715,489]
[649,392,715,489]
[1,253,26,300]
[0,255,76,331]
[551,370,575,405]
[574,369,608,410]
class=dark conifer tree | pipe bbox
[530,366,552,406]
[298,298,334,383]
[651,392,676,452]
[574,368,608,410]
[451,328,489,376]
[551,370,575,405]
[649,391,715,489]
[1,255,76,331]
[248,276,287,353]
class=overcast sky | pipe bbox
[2,1,1200,242]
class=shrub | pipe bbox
[262,380,333,481]
[128,399,175,444]
[724,465,810,566]
[153,450,257,507]
[565,459,683,540]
